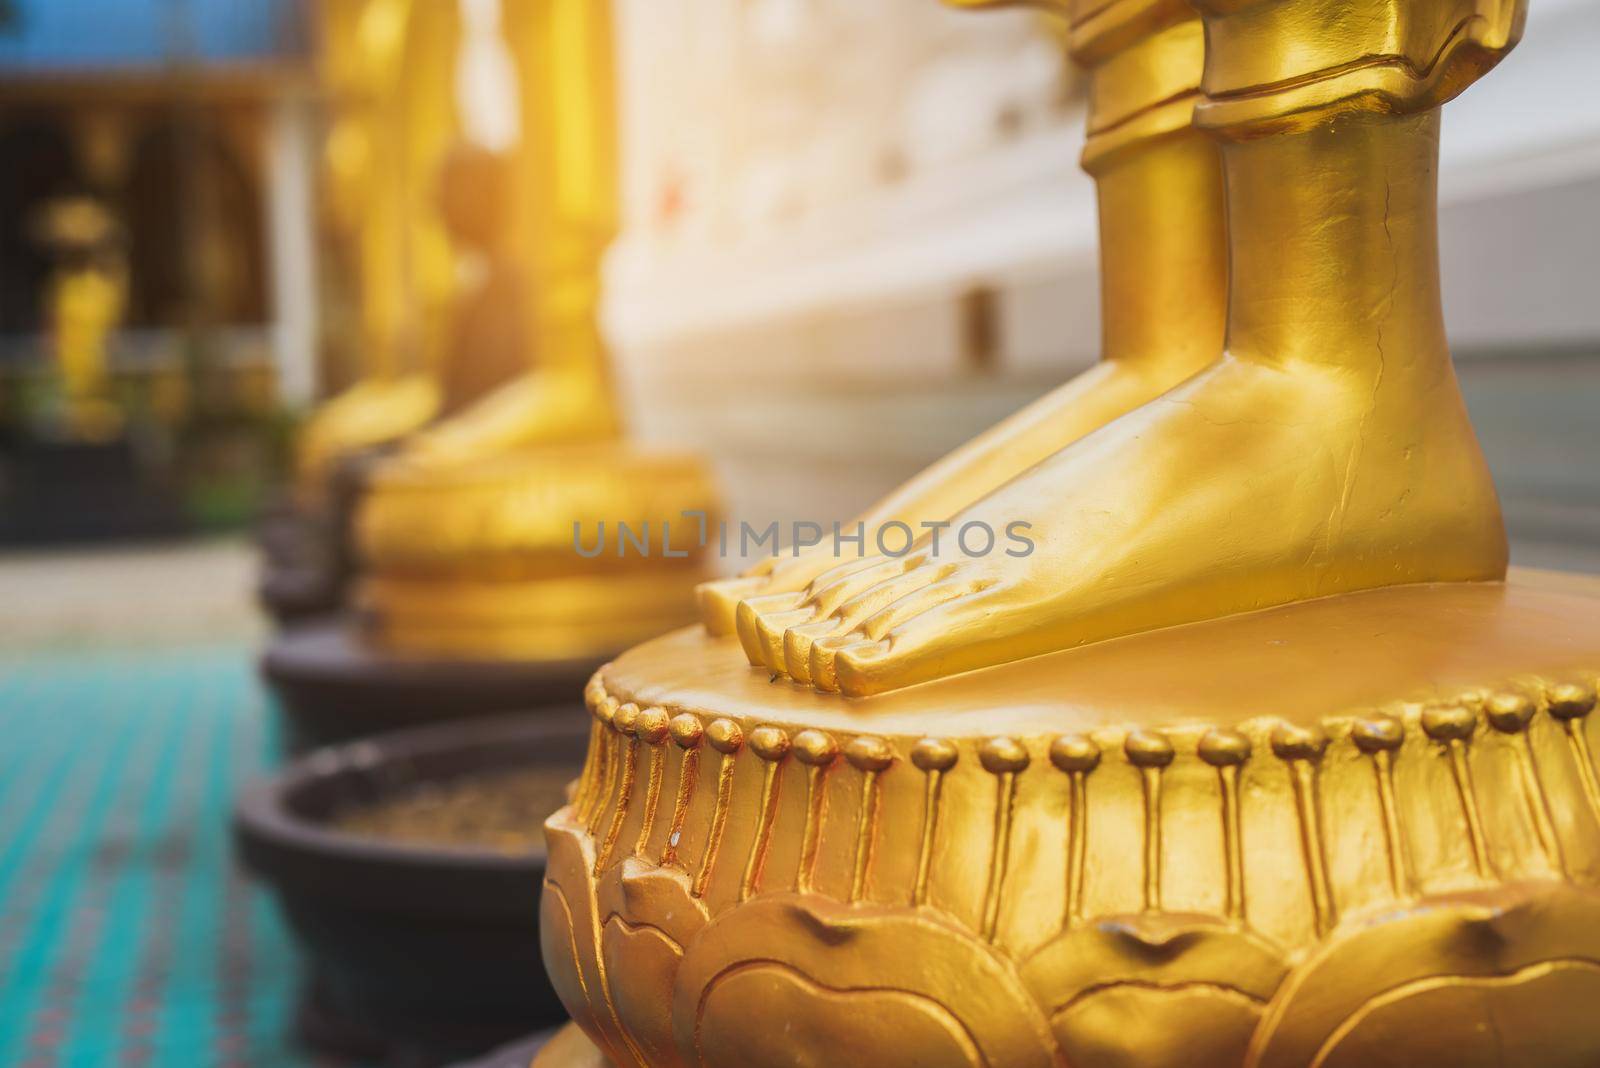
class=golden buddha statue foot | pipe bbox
[740,20,1517,696]
[395,368,619,471]
[741,327,1507,695]
[540,578,1600,1068]
[295,374,440,491]
[698,342,1220,636]
[698,0,1228,638]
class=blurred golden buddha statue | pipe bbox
[535,0,1600,1065]
[300,139,535,483]
[262,0,468,625]
[37,197,127,443]
[296,0,619,483]
[388,0,622,471]
[352,0,714,662]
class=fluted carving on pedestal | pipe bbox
[542,654,1600,1067]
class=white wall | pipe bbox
[605,0,1600,571]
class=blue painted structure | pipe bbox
[0,0,307,72]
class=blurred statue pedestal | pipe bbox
[262,443,718,752]
[261,0,669,751]
[257,444,393,627]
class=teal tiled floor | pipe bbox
[0,645,309,1067]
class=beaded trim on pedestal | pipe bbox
[571,670,1600,945]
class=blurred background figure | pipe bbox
[261,0,539,624]
[437,0,529,410]
[37,194,128,443]
[0,0,306,546]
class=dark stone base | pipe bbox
[255,495,345,625]
[234,715,590,1068]
[260,617,606,753]
[256,446,392,627]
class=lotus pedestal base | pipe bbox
[536,571,1600,1068]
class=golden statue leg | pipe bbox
[698,5,1227,636]
[739,31,1515,697]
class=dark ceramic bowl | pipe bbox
[259,619,605,753]
[234,713,589,1067]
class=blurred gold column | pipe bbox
[296,0,460,489]
[521,0,619,395]
[400,0,467,384]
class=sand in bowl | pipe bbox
[330,767,572,853]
